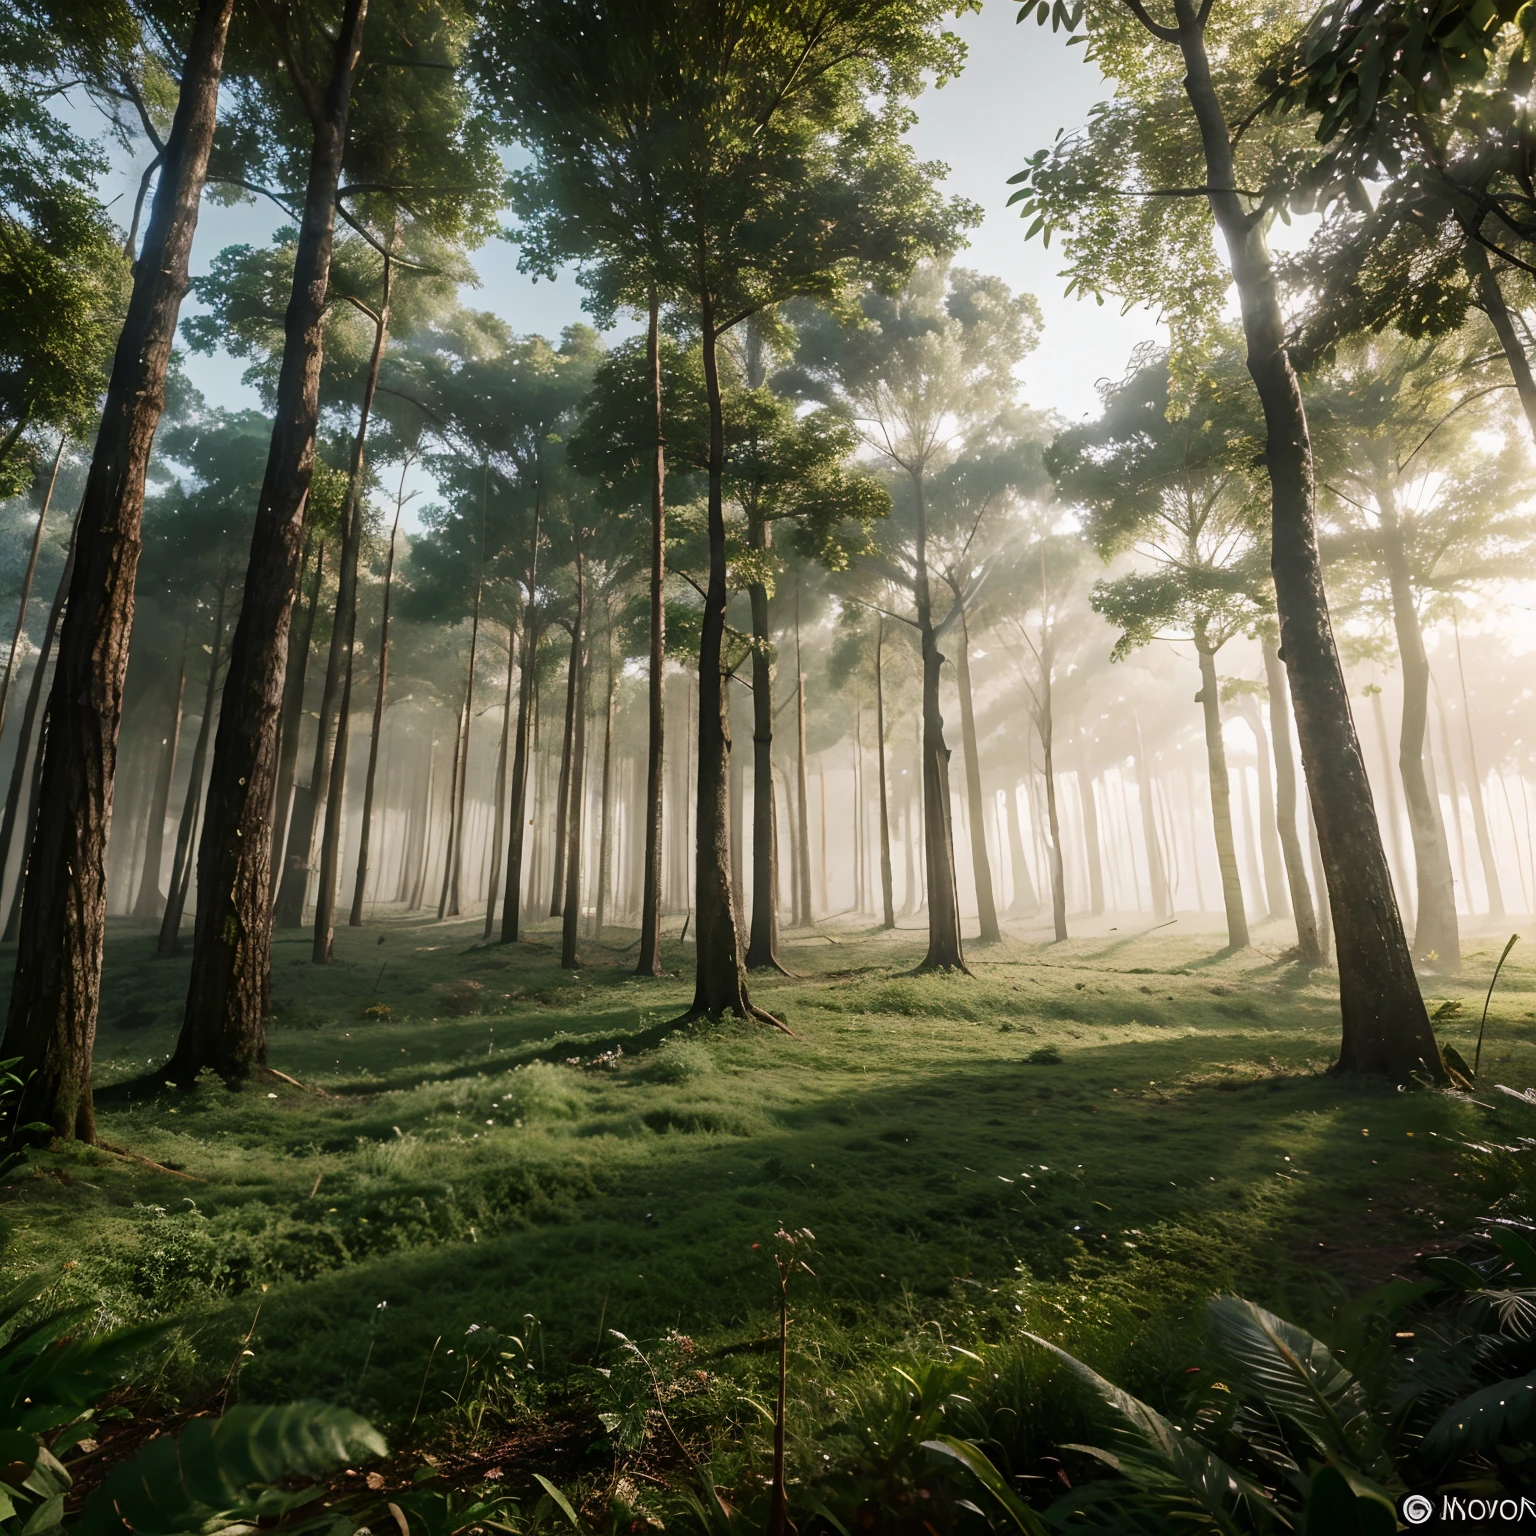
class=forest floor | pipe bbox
[5,910,1535,1506]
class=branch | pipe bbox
[1118,0,1183,45]
[119,74,167,154]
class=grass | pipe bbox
[6,909,1536,1505]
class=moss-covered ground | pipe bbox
[6,911,1535,1506]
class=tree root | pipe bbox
[92,1138,207,1182]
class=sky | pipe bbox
[96,2,1166,512]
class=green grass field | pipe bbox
[7,912,1535,1508]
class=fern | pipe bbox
[79,1403,385,1536]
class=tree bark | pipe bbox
[909,470,966,971]
[594,618,616,940]
[1172,0,1440,1078]
[952,598,1000,942]
[561,549,587,968]
[500,457,545,943]
[689,299,755,1016]
[548,620,578,918]
[159,584,226,956]
[132,627,188,921]
[743,514,787,967]
[1367,684,1411,916]
[1079,767,1105,917]
[1246,698,1289,919]
[2,0,234,1142]
[313,250,392,959]
[436,688,466,920]
[351,511,400,926]
[1040,712,1067,942]
[270,538,323,902]
[484,622,516,939]
[793,596,812,928]
[874,620,895,930]
[0,515,77,936]
[175,0,370,1084]
[1133,720,1170,922]
[1005,779,1039,917]
[1465,233,1536,447]
[1261,634,1321,963]
[439,565,482,921]
[635,291,667,973]
[1452,615,1504,919]
[0,434,64,744]
[1377,489,1459,970]
[1196,642,1250,949]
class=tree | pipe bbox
[173,0,373,1084]
[505,0,972,1018]
[1054,352,1270,951]
[3,0,236,1143]
[1309,332,1536,969]
[791,263,1038,965]
[1010,0,1444,1079]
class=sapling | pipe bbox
[768,1227,815,1536]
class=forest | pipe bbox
[4,0,1536,1528]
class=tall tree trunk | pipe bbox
[441,567,482,920]
[1238,763,1266,918]
[1261,635,1321,963]
[1368,684,1411,916]
[312,250,392,959]
[1308,792,1334,965]
[744,513,786,967]
[1134,720,1170,922]
[484,622,516,939]
[594,620,616,940]
[1465,232,1536,446]
[1174,0,1438,1077]
[1378,498,1459,970]
[159,581,227,955]
[131,627,188,921]
[1079,767,1105,916]
[2,0,235,1142]
[436,690,466,920]
[1242,697,1290,919]
[874,620,895,930]
[1005,779,1039,917]
[0,515,78,934]
[1196,642,1250,949]
[910,471,966,971]
[636,289,667,974]
[0,435,64,743]
[689,301,754,1017]
[1040,708,1068,943]
[270,538,324,901]
[175,0,370,1084]
[500,457,545,943]
[793,595,812,928]
[406,739,435,911]
[548,623,578,918]
[952,597,1001,942]
[561,549,588,968]
[350,508,400,926]
[1453,614,1504,919]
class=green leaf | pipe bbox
[1423,1368,1536,1457]
[1022,1333,1272,1532]
[1204,1297,1393,1481]
[1419,1255,1487,1290]
[532,1475,585,1533]
[1488,1229,1536,1288]
[80,1404,384,1536]
[1300,1464,1397,1535]
[920,1438,1046,1533]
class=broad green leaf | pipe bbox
[920,1437,1047,1533]
[1204,1296,1393,1481]
[1423,1368,1536,1457]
